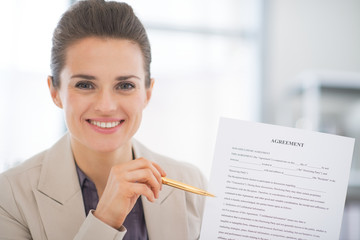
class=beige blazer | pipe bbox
[0,134,207,240]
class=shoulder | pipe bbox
[0,150,47,232]
[0,133,70,207]
[1,133,70,186]
[1,133,71,189]
[0,150,47,190]
[0,150,47,205]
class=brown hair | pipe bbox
[50,0,151,88]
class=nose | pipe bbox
[94,89,117,113]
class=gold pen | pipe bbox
[162,177,215,197]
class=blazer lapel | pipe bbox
[34,134,86,239]
[133,140,189,240]
[141,189,189,240]
[31,135,192,239]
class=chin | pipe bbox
[90,140,129,153]
[91,143,118,152]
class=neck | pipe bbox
[71,137,133,195]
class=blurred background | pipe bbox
[0,0,359,239]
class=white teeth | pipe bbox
[90,120,121,129]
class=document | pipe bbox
[200,118,355,240]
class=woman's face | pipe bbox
[49,37,153,153]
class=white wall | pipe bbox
[263,2,360,238]
[263,0,360,124]
[0,0,68,172]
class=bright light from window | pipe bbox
[0,0,68,172]
[0,0,262,179]
[126,0,263,178]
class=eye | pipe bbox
[75,81,95,89]
[116,82,136,91]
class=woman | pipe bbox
[0,1,207,239]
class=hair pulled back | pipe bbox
[50,0,151,88]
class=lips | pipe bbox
[87,119,124,129]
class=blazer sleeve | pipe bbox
[0,174,31,239]
[0,172,130,240]
[74,210,127,240]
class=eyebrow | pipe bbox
[71,74,96,80]
[71,74,141,81]
[115,75,141,81]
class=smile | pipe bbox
[88,120,124,129]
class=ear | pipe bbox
[144,78,155,107]
[47,76,63,109]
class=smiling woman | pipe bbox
[0,1,207,239]
[49,38,151,153]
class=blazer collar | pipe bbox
[38,136,173,205]
[37,133,81,204]
[35,133,85,239]
[35,136,188,238]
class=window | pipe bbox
[127,0,263,177]
[0,0,68,171]
[0,0,263,178]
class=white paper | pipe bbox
[200,118,355,240]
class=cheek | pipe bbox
[123,95,147,118]
[62,93,87,119]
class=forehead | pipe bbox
[63,37,145,76]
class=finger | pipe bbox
[125,168,161,198]
[151,161,166,177]
[111,158,159,178]
[111,158,165,196]
[150,162,166,190]
[133,158,165,184]
[129,182,156,202]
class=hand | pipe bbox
[93,158,166,229]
